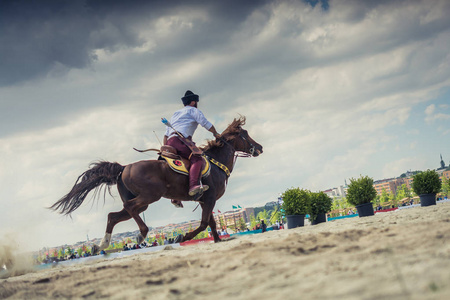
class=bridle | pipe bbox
[217,128,257,158]
[205,129,255,182]
[235,132,256,158]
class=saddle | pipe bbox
[159,145,210,177]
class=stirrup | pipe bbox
[189,185,209,196]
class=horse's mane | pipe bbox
[201,116,246,152]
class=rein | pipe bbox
[208,156,231,177]
[207,130,254,177]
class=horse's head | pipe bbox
[220,117,263,157]
[231,127,263,157]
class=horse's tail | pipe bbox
[50,161,125,215]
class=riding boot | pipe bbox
[188,155,208,196]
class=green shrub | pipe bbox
[411,170,441,195]
[346,175,377,206]
[281,188,311,215]
[309,191,333,222]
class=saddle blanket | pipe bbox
[160,155,210,177]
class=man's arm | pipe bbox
[163,135,168,145]
[208,125,219,138]
[189,107,219,138]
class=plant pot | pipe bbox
[419,193,436,207]
[355,202,374,217]
[286,215,305,229]
[311,212,327,225]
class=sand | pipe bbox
[1,202,450,300]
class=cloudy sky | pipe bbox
[1,0,450,251]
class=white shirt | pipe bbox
[165,106,212,138]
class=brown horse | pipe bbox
[51,117,263,252]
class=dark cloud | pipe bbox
[1,0,450,139]
[2,0,449,88]
[0,0,273,138]
[0,0,270,87]
[0,0,97,86]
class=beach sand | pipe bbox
[1,202,450,299]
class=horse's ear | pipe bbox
[238,115,246,127]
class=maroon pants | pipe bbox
[167,136,203,189]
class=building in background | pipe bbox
[373,155,448,196]
[213,209,246,229]
[323,185,347,199]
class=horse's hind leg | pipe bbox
[98,208,132,250]
[123,196,154,244]
[133,205,149,244]
[98,178,142,251]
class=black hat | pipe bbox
[181,90,199,105]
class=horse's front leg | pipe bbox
[198,200,221,243]
[208,213,221,243]
[181,196,214,242]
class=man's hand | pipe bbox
[209,125,220,138]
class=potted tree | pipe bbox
[411,170,441,207]
[281,188,311,229]
[309,191,333,225]
[346,175,377,217]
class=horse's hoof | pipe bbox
[91,244,100,255]
[99,233,111,250]
[136,234,145,244]
[174,235,184,243]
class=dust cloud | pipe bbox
[0,235,35,279]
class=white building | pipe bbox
[323,185,346,199]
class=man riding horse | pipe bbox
[51,96,263,251]
[164,90,219,206]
